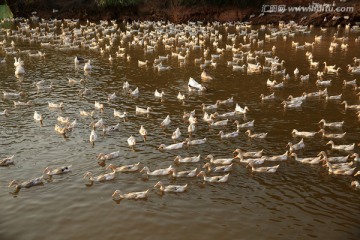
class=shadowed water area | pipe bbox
[0,19,360,240]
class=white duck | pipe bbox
[139,125,147,141]
[136,106,151,114]
[112,189,149,200]
[247,163,280,173]
[140,166,173,176]
[202,162,233,173]
[351,153,360,162]
[342,101,360,110]
[8,176,43,190]
[43,165,72,176]
[186,137,207,145]
[177,92,185,101]
[210,119,228,127]
[154,89,165,99]
[159,142,186,151]
[174,155,201,164]
[106,163,140,173]
[287,138,305,152]
[89,129,97,146]
[205,154,234,165]
[0,109,9,116]
[154,181,188,192]
[292,129,319,138]
[169,168,197,178]
[265,151,289,161]
[196,171,230,183]
[33,111,43,125]
[172,128,181,142]
[113,109,127,121]
[235,104,249,114]
[83,170,116,182]
[97,151,120,161]
[94,101,104,111]
[233,148,263,158]
[351,181,360,189]
[127,135,136,150]
[129,87,139,97]
[218,130,239,139]
[318,151,349,163]
[318,119,344,129]
[290,153,322,164]
[245,130,267,139]
[326,140,354,152]
[234,120,255,129]
[0,155,15,166]
[160,115,171,127]
[318,129,346,139]
[84,60,92,71]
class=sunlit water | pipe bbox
[0,19,359,240]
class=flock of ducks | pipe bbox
[0,17,360,202]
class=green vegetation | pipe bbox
[0,4,13,19]
[96,0,144,7]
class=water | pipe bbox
[0,19,359,240]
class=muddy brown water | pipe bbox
[0,19,359,240]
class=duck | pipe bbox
[89,130,97,146]
[43,165,72,176]
[317,151,349,163]
[0,109,9,116]
[113,109,127,121]
[129,87,139,97]
[260,92,275,101]
[48,102,64,109]
[188,77,206,91]
[174,155,201,164]
[343,79,357,87]
[33,111,43,125]
[97,151,120,161]
[57,116,70,124]
[169,168,197,178]
[177,92,185,101]
[122,81,130,90]
[112,189,149,200]
[172,128,181,142]
[201,69,213,80]
[217,96,234,105]
[351,153,360,162]
[245,129,267,139]
[196,171,230,183]
[160,115,171,127]
[139,125,147,141]
[294,67,299,75]
[186,137,207,146]
[127,135,136,150]
[154,181,188,192]
[74,56,86,64]
[202,102,219,111]
[136,106,151,114]
[202,162,233,173]
[326,140,354,152]
[140,165,173,176]
[83,170,116,182]
[188,123,196,135]
[287,138,305,152]
[94,101,104,111]
[54,124,69,136]
[234,120,255,129]
[292,129,319,138]
[154,89,165,99]
[318,119,344,129]
[324,161,356,175]
[83,60,92,71]
[210,119,228,127]
[351,181,360,189]
[235,104,249,114]
[213,111,236,119]
[13,101,32,107]
[282,100,303,109]
[267,79,277,87]
[106,163,140,173]
[247,163,280,173]
[318,129,346,139]
[159,142,186,151]
[316,79,332,86]
[107,92,116,102]
[205,154,234,165]
[233,148,263,159]
[138,60,148,67]
[290,153,322,164]
[264,151,289,161]
[102,123,120,135]
[8,176,43,190]
[91,118,104,129]
[0,155,15,166]
[341,101,360,110]
[218,130,239,139]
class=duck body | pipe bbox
[245,130,267,139]
[154,181,188,192]
[106,163,140,173]
[287,138,305,152]
[219,130,239,139]
[210,119,228,127]
[9,176,43,190]
[203,163,233,173]
[318,151,349,163]
[290,153,321,164]
[248,164,280,173]
[159,142,186,150]
[83,170,116,182]
[186,137,207,145]
[234,120,255,129]
[206,154,233,165]
[292,129,319,138]
[326,140,354,152]
[0,155,15,166]
[161,115,171,127]
[140,166,173,176]
[233,148,263,158]
[319,119,344,129]
[97,151,120,161]
[44,165,72,175]
[172,128,181,141]
[265,151,288,161]
[136,106,151,114]
[170,168,197,178]
[112,189,149,200]
[174,155,201,163]
[197,171,230,183]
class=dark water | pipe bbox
[0,19,359,240]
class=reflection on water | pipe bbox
[0,18,360,240]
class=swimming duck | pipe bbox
[290,153,322,164]
[13,101,32,107]
[140,165,174,176]
[325,93,342,101]
[154,89,165,99]
[245,130,267,139]
[106,163,140,173]
[43,165,72,176]
[267,79,277,87]
[91,118,104,129]
[217,96,234,105]
[218,130,239,139]
[234,120,255,129]
[160,115,171,127]
[202,102,219,111]
[83,170,116,182]
[0,109,9,116]
[171,128,181,142]
[343,79,357,87]
[139,125,147,141]
[235,104,249,114]
[154,181,188,192]
[127,135,136,150]
[351,153,360,162]
[188,77,206,91]
[122,81,130,90]
[260,92,275,101]
[264,151,289,161]
[341,101,360,110]
[318,119,344,129]
[84,60,92,71]
[186,137,207,146]
[112,189,149,200]
[324,161,356,175]
[202,162,233,173]
[326,140,354,152]
[174,155,201,164]
[287,138,305,152]
[177,92,185,101]
[351,181,360,189]
[74,56,86,64]
[94,101,104,112]
[201,69,213,80]
[188,123,196,135]
[282,100,303,109]
[159,142,186,151]
[136,106,151,114]
[0,155,15,166]
[103,123,120,135]
[54,124,69,136]
[8,176,43,190]
[292,129,319,138]
[33,111,43,125]
[113,109,127,121]
[205,154,234,165]
[247,163,280,173]
[3,91,24,98]
[169,168,197,178]
[196,171,230,183]
[213,111,236,119]
[89,130,97,146]
[233,148,263,158]
[210,119,228,127]
[57,116,70,124]
[97,151,120,161]
[48,102,63,109]
[107,92,117,102]
[318,129,346,139]
[317,151,349,163]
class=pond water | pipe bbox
[0,19,359,240]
